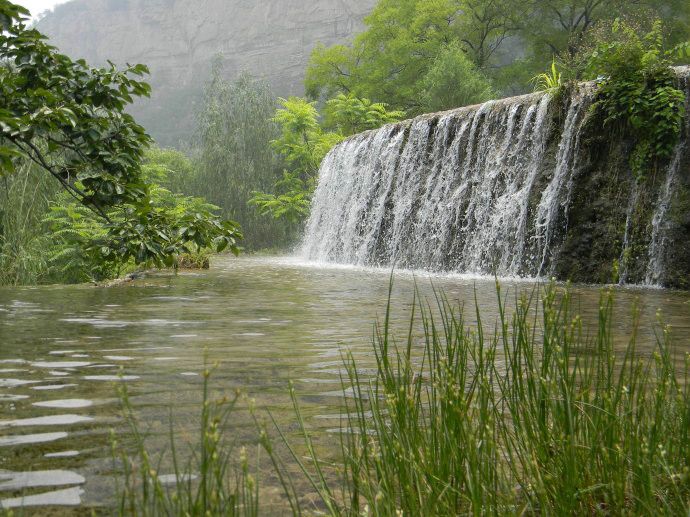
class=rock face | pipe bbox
[301,67,690,288]
[37,0,377,145]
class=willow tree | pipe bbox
[190,61,290,249]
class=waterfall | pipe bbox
[646,71,690,286]
[301,70,690,285]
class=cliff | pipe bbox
[37,0,377,145]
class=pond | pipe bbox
[0,256,688,513]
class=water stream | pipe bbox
[1,256,689,512]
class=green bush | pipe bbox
[42,170,239,283]
[588,19,689,181]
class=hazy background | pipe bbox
[16,0,69,19]
[35,0,377,146]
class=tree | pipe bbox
[323,93,404,135]
[250,95,403,223]
[524,0,690,67]
[0,1,241,271]
[305,0,520,114]
[307,0,690,102]
[419,42,495,112]
[249,97,343,224]
[190,61,289,249]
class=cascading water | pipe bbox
[646,71,690,286]
[301,69,690,286]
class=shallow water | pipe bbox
[0,256,688,513]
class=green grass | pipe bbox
[0,159,58,286]
[116,282,690,516]
[113,368,260,516]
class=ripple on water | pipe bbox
[0,395,29,402]
[83,375,139,381]
[0,432,68,447]
[102,356,134,361]
[0,487,83,509]
[32,399,93,409]
[0,379,41,388]
[0,415,94,427]
[32,384,78,391]
[101,346,172,352]
[32,361,92,369]
[0,469,85,491]
[44,451,80,458]
[158,474,198,485]
[60,318,130,328]
[49,371,71,377]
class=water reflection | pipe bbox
[1,487,84,509]
[0,255,688,511]
[33,399,94,409]
[0,432,69,447]
[0,470,85,491]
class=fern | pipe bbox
[532,59,563,93]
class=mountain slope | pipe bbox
[38,0,377,145]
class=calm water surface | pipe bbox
[0,256,688,513]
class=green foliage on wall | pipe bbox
[588,20,689,180]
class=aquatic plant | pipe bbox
[113,367,260,517]
[272,282,690,515]
[117,282,690,515]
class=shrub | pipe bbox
[588,19,689,181]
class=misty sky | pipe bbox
[15,0,70,19]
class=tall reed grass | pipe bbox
[117,282,690,516]
[114,368,260,516]
[0,160,57,285]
